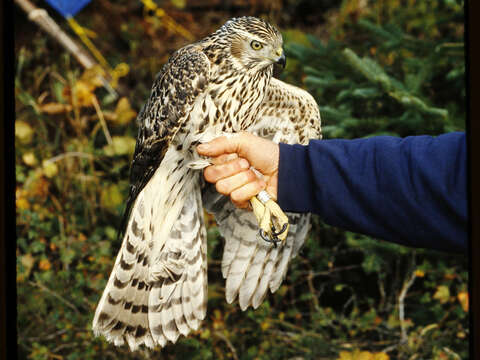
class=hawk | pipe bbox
[92,16,321,350]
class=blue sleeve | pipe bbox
[277,132,467,253]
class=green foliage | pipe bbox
[16,1,467,359]
[284,1,465,139]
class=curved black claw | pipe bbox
[271,223,288,237]
[259,229,281,248]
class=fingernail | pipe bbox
[239,158,249,169]
[197,143,209,151]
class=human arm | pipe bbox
[278,132,467,253]
[197,132,467,253]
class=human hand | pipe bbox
[197,132,279,209]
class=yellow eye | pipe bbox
[250,40,263,50]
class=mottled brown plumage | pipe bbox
[92,16,321,350]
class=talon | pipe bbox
[259,229,270,242]
[271,223,288,237]
[258,229,281,248]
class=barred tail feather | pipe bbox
[92,189,155,351]
[147,186,207,346]
[93,150,207,350]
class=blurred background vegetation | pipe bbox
[15,0,467,359]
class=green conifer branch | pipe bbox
[342,48,448,119]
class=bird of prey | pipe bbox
[92,16,321,350]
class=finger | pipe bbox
[231,200,250,209]
[215,169,257,196]
[204,158,250,183]
[209,153,239,165]
[230,179,266,206]
[196,132,250,157]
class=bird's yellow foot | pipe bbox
[250,191,289,247]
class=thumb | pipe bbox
[196,133,251,157]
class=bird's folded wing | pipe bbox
[119,45,211,240]
[93,45,211,350]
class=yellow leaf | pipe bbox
[104,136,136,156]
[337,351,353,360]
[42,160,59,178]
[357,351,374,360]
[414,269,425,277]
[170,0,186,8]
[457,291,468,312]
[15,120,34,144]
[39,258,51,271]
[433,285,450,304]
[68,66,105,108]
[40,102,72,114]
[80,65,105,88]
[21,253,35,270]
[338,350,386,360]
[22,152,38,166]
[260,321,270,331]
[373,352,390,360]
[100,184,124,210]
[73,80,95,107]
[16,188,30,210]
[113,97,137,126]
[213,309,222,319]
[16,198,30,210]
[31,177,50,198]
[420,323,438,336]
[387,314,400,328]
[444,273,456,280]
[18,254,34,281]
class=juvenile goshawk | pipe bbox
[92,16,321,350]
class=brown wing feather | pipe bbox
[119,45,210,238]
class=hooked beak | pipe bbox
[276,52,286,68]
[274,48,286,68]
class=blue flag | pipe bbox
[44,0,92,17]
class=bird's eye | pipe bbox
[250,40,263,50]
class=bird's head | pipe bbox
[220,17,285,72]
